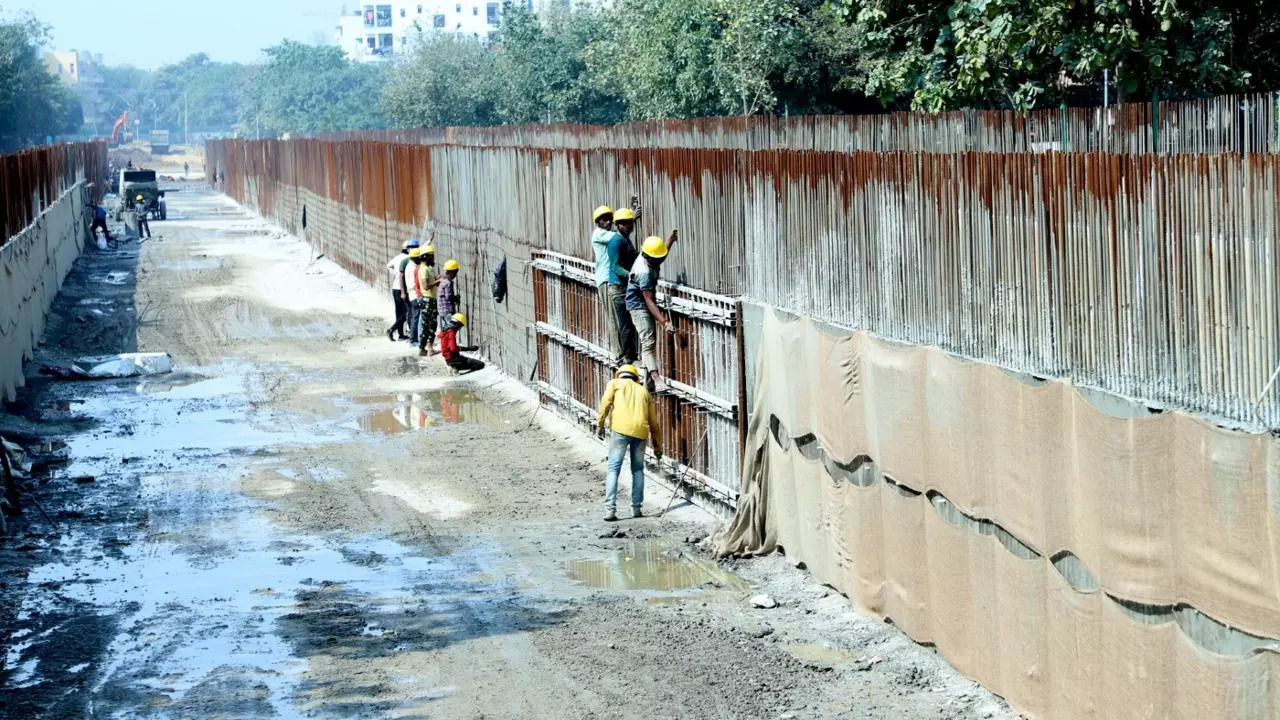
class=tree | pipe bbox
[0,13,83,149]
[242,41,386,136]
[381,32,499,127]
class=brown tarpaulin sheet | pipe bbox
[718,309,1280,719]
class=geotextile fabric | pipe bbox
[718,308,1280,719]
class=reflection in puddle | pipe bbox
[780,642,854,665]
[569,541,748,591]
[350,390,506,434]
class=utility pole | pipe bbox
[184,91,189,147]
[1103,69,1109,108]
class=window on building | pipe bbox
[400,7,405,17]
[70,63,76,75]
[364,5,375,26]
[379,33,394,47]
[455,3,461,11]
[367,37,377,48]
[376,4,393,27]
[433,13,446,27]
[472,6,478,16]
[485,2,498,24]
[417,4,423,12]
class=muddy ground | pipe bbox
[0,189,1019,719]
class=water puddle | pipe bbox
[347,390,506,434]
[569,541,748,592]
[780,643,854,666]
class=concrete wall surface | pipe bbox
[0,184,87,400]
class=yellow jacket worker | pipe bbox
[595,365,662,521]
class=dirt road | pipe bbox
[0,189,1018,719]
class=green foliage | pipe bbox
[242,41,386,136]
[381,32,499,127]
[0,13,82,149]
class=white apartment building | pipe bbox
[338,1,549,62]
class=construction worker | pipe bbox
[626,231,679,390]
[595,364,662,521]
[416,244,440,356]
[610,206,641,363]
[134,194,151,239]
[437,259,461,333]
[386,239,417,341]
[404,246,425,346]
[591,205,629,364]
[88,202,114,247]
[439,313,484,374]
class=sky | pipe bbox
[7,0,341,68]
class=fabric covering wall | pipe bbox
[718,308,1280,719]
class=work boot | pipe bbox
[387,328,396,342]
[418,348,429,357]
[604,510,618,522]
[632,508,644,519]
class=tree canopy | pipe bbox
[0,14,82,150]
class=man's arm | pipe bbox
[642,289,671,329]
[666,228,678,252]
[595,382,617,434]
[646,393,662,458]
[399,264,409,297]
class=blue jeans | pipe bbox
[407,300,421,344]
[605,431,646,512]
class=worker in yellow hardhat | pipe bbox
[403,244,426,346]
[595,364,662,521]
[625,229,679,391]
[415,241,440,356]
[592,200,641,366]
[133,193,151,239]
[439,312,484,374]
[386,238,419,341]
[437,258,461,335]
[608,204,642,363]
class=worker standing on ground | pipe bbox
[626,231,678,391]
[439,313,484,374]
[437,259,461,335]
[89,202,114,247]
[404,246,426,346]
[386,239,416,341]
[591,206,628,365]
[610,205,641,363]
[595,364,662,521]
[416,244,440,356]
[134,194,152,240]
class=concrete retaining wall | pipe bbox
[0,183,88,401]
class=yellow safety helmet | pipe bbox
[444,259,460,271]
[613,208,636,222]
[592,205,613,222]
[409,247,422,258]
[616,364,640,378]
[451,312,467,327]
[136,194,144,200]
[422,245,435,254]
[641,235,668,259]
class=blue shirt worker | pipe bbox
[609,207,641,364]
[590,205,628,364]
[625,230,679,391]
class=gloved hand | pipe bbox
[596,426,606,440]
[655,450,663,462]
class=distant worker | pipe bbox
[403,245,425,346]
[591,205,627,364]
[219,169,225,187]
[416,243,440,356]
[88,202,114,247]
[134,194,152,240]
[183,161,189,178]
[437,259,460,333]
[626,231,679,390]
[609,205,641,363]
[385,239,417,341]
[439,313,484,374]
[595,364,662,522]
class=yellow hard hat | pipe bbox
[592,205,613,222]
[422,245,435,254]
[444,259,460,271]
[616,364,640,378]
[641,235,668,259]
[613,208,636,222]
[136,194,144,200]
[409,247,422,258]
[452,312,467,327]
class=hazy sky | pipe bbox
[7,0,341,68]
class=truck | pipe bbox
[150,129,170,155]
[115,169,168,221]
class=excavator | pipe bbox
[110,110,129,146]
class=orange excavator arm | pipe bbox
[110,110,129,144]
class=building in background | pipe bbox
[337,1,571,62]
[43,50,108,137]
